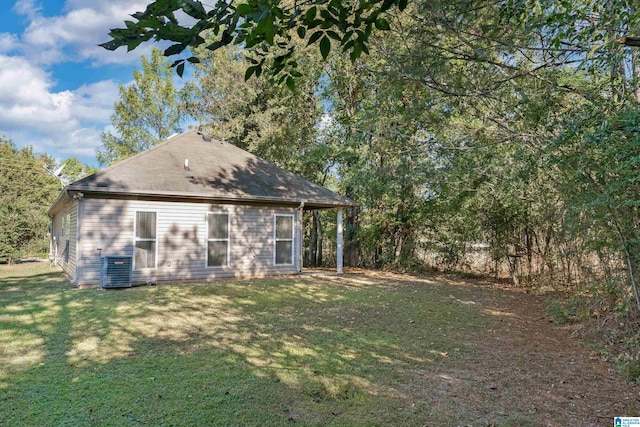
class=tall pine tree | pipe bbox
[97,48,189,165]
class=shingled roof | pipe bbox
[66,131,356,209]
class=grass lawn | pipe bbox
[1,263,637,426]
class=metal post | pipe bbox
[337,208,343,274]
[297,203,304,273]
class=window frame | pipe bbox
[274,214,294,266]
[206,212,230,268]
[62,213,71,239]
[61,213,71,263]
[133,210,158,270]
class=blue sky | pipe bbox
[0,0,174,166]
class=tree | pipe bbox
[100,0,407,80]
[97,48,189,165]
[58,157,98,184]
[0,136,59,263]
[188,40,325,171]
[548,93,640,311]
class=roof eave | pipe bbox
[48,188,71,216]
[68,185,358,209]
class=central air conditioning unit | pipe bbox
[101,256,133,288]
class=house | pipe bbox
[48,131,356,285]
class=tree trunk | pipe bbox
[615,223,640,313]
[633,48,640,103]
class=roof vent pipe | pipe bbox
[197,130,213,142]
[184,159,189,170]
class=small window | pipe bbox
[274,215,293,265]
[64,239,70,263]
[62,213,71,263]
[135,211,156,269]
[62,213,71,238]
[207,213,229,267]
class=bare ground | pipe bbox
[365,270,640,426]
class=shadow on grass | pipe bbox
[0,271,68,290]
[0,269,485,425]
[1,267,616,426]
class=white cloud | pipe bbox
[12,0,42,20]
[1,0,194,163]
[20,1,151,66]
[0,55,121,162]
[0,55,72,129]
[73,80,121,123]
[0,33,19,53]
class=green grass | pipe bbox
[0,263,628,425]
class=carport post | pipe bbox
[337,208,343,274]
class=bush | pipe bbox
[621,358,640,382]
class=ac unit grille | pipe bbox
[101,256,133,288]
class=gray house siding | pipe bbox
[77,198,299,285]
[51,198,78,280]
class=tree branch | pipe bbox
[620,36,640,47]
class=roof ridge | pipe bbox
[71,130,199,186]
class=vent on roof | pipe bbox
[197,131,212,142]
[203,135,212,142]
[101,256,133,288]
[184,159,190,170]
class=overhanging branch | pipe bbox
[620,36,640,47]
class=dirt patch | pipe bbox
[358,270,640,425]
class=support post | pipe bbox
[297,202,304,273]
[337,208,343,274]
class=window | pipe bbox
[62,213,71,238]
[274,214,294,265]
[62,213,71,263]
[207,213,229,267]
[64,239,70,263]
[135,211,156,269]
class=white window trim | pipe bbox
[274,214,294,266]
[61,212,71,265]
[133,210,158,270]
[62,213,71,239]
[206,212,230,268]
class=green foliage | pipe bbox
[97,48,189,165]
[100,0,406,80]
[188,41,327,178]
[623,359,640,382]
[173,0,640,284]
[0,137,59,263]
[59,157,97,184]
[98,0,640,303]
